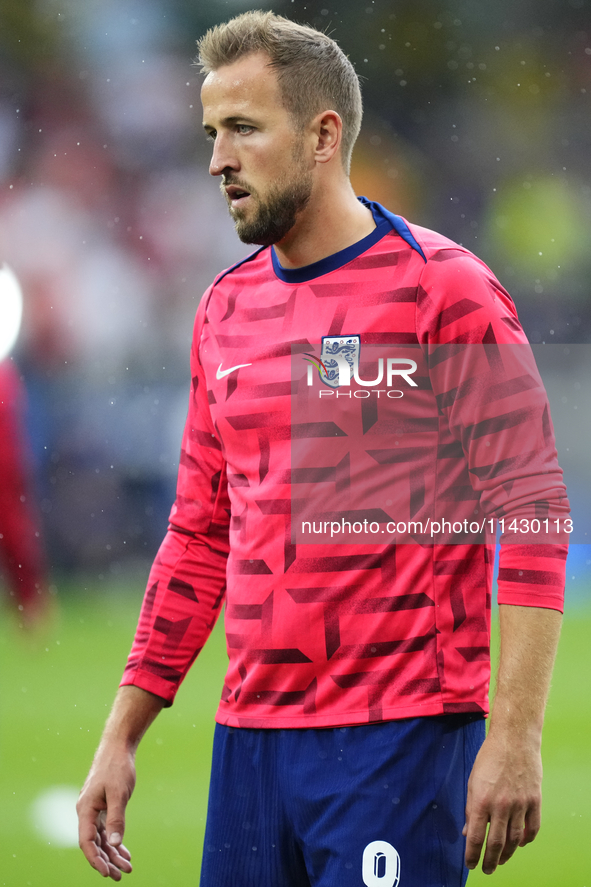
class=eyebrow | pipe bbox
[202,115,258,131]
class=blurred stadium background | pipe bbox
[0,0,589,883]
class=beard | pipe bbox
[222,148,313,246]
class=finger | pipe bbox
[95,839,127,881]
[105,861,123,882]
[97,850,122,881]
[464,811,489,870]
[84,839,111,878]
[117,843,132,862]
[78,826,103,867]
[104,838,132,870]
[105,857,123,881]
[99,829,133,874]
[520,802,541,847]
[78,809,110,875]
[481,813,510,875]
[498,811,526,865]
[96,838,124,882]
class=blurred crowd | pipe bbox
[0,0,589,581]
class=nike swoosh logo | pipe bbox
[216,362,252,380]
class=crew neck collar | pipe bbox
[270,196,426,284]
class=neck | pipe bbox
[272,179,375,269]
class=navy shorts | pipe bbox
[200,715,485,887]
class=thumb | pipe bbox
[105,796,127,846]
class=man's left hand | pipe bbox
[463,729,542,875]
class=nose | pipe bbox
[209,133,239,178]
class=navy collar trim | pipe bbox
[211,244,267,290]
[271,196,427,284]
[364,197,428,264]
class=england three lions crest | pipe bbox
[315,335,360,389]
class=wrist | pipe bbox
[96,686,164,757]
[100,730,142,756]
[487,706,544,748]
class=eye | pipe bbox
[205,129,216,142]
[236,124,254,134]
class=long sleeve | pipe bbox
[416,246,569,612]
[121,294,231,704]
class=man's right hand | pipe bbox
[77,685,165,879]
[77,743,136,880]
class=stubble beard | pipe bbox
[222,145,313,247]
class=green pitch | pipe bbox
[0,581,589,886]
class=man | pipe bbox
[77,11,568,885]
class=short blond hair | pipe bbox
[196,10,363,174]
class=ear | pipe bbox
[310,110,342,165]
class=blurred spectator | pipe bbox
[0,358,52,627]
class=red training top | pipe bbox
[121,199,568,728]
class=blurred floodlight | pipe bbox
[0,263,23,361]
[30,785,80,847]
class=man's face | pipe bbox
[201,52,313,246]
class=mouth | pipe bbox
[225,184,252,209]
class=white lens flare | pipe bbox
[30,785,80,847]
[0,263,23,362]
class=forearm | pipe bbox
[489,603,562,744]
[78,686,165,879]
[464,603,562,874]
[98,685,165,754]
